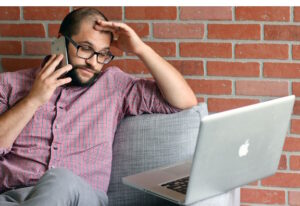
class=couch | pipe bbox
[107,103,240,206]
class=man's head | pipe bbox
[59,8,113,87]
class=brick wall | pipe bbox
[1,6,300,205]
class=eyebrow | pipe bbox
[78,41,110,51]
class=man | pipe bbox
[0,8,197,206]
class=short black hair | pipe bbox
[59,7,113,42]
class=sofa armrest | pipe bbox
[107,104,206,206]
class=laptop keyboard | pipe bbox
[161,176,189,195]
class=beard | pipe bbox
[64,65,101,87]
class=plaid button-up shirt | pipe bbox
[0,65,179,193]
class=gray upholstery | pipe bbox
[107,103,239,206]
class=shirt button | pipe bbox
[55,124,59,129]
[58,106,63,109]
[53,146,58,150]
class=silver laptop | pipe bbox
[122,95,295,205]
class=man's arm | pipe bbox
[94,20,198,110]
[136,45,197,109]
[0,54,72,149]
[0,96,40,149]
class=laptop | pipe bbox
[122,95,295,205]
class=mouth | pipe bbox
[77,67,95,77]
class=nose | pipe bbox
[85,53,98,66]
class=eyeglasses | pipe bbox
[64,36,114,64]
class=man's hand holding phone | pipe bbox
[26,54,72,108]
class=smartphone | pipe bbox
[51,36,69,68]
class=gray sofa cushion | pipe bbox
[107,103,208,206]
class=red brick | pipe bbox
[279,155,287,170]
[264,63,300,78]
[293,101,300,115]
[186,79,232,95]
[127,23,149,38]
[247,181,259,186]
[145,42,176,57]
[292,45,300,60]
[197,97,205,102]
[180,7,232,20]
[127,41,175,57]
[236,80,289,97]
[207,98,259,113]
[125,7,176,20]
[208,24,260,40]
[265,25,300,41]
[24,41,51,56]
[0,24,45,37]
[107,59,148,74]
[168,60,204,75]
[293,82,300,97]
[207,61,260,77]
[48,24,60,38]
[153,23,204,39]
[180,43,232,58]
[98,7,122,20]
[0,41,21,55]
[290,155,300,170]
[73,7,122,20]
[289,191,300,205]
[0,7,19,20]
[283,137,300,152]
[108,59,204,76]
[294,7,300,22]
[1,58,43,72]
[235,44,289,60]
[291,119,300,134]
[236,7,290,21]
[241,188,285,204]
[24,7,69,20]
[110,46,123,57]
[261,172,300,188]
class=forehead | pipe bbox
[72,18,111,50]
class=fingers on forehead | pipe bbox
[98,20,122,28]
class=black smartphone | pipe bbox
[51,36,69,68]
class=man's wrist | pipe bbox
[23,95,42,110]
[134,42,151,57]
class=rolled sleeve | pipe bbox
[0,75,11,156]
[0,146,12,156]
[0,73,10,115]
[122,78,182,116]
[0,85,9,116]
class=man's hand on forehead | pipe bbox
[93,19,123,41]
[93,19,146,55]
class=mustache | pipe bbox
[72,65,99,73]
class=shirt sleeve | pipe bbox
[120,73,182,116]
[0,73,12,156]
[0,73,10,115]
[0,146,12,156]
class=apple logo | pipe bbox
[239,139,250,157]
